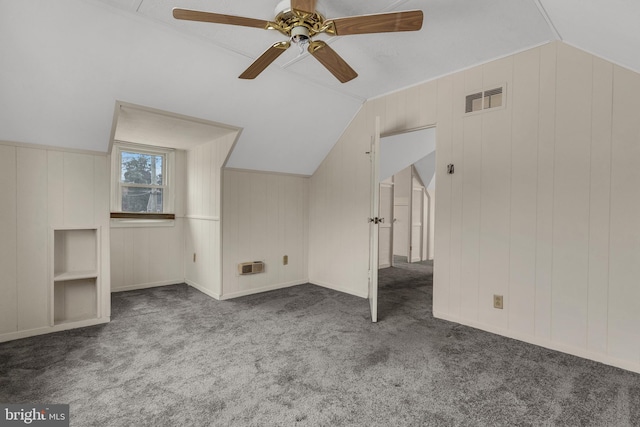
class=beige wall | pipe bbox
[0,142,110,341]
[392,166,411,258]
[110,221,185,291]
[184,135,236,298]
[308,108,373,298]
[109,134,235,297]
[309,41,640,373]
[110,150,186,292]
[222,169,309,299]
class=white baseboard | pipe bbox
[0,317,110,343]
[220,280,307,300]
[433,311,640,375]
[186,279,221,300]
[111,279,184,293]
[309,279,368,299]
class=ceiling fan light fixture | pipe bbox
[291,25,310,53]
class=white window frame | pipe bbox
[110,142,175,225]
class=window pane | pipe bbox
[121,187,164,213]
[121,152,164,185]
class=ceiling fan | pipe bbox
[172,0,423,83]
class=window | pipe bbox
[111,143,175,220]
[465,85,505,113]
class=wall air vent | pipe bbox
[465,85,505,114]
[465,92,483,113]
[238,261,265,275]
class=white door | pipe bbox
[368,117,381,323]
[378,182,393,269]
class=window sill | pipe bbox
[110,213,176,228]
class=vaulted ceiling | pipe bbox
[1,1,639,175]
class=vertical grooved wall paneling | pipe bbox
[447,72,465,319]
[608,65,640,362]
[17,147,49,330]
[460,67,483,322]
[587,57,613,355]
[433,76,453,314]
[222,170,309,298]
[64,153,95,227]
[0,146,17,334]
[551,44,592,348]
[478,56,513,329]
[1,143,110,341]
[184,134,236,298]
[534,42,557,340]
[110,150,186,292]
[308,41,640,373]
[509,48,540,336]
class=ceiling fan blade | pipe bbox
[291,0,317,14]
[308,41,357,83]
[239,41,291,79]
[173,8,270,30]
[330,10,423,35]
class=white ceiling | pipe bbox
[113,103,239,151]
[1,0,639,175]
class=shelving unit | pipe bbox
[51,228,100,325]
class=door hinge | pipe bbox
[368,217,384,224]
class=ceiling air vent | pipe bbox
[465,85,505,114]
[238,261,265,275]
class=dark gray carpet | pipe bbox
[1,261,639,426]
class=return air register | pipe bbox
[465,86,504,113]
[238,261,265,275]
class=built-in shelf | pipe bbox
[51,228,100,326]
[54,270,98,282]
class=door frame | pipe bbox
[368,117,381,323]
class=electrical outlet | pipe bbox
[283,255,288,265]
[193,253,196,263]
[493,294,504,309]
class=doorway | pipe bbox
[370,126,436,321]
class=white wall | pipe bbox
[109,134,235,296]
[308,41,640,374]
[110,221,185,291]
[392,167,411,258]
[222,169,309,299]
[411,172,425,262]
[308,109,373,298]
[110,150,186,292]
[184,135,236,298]
[0,142,110,342]
[426,180,435,261]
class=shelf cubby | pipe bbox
[52,228,100,326]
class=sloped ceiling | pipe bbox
[1,0,638,175]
